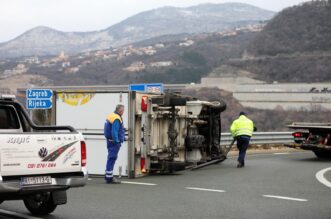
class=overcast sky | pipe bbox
[0,0,307,43]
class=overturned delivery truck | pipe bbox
[26,89,227,178]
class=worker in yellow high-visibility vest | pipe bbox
[104,104,125,184]
[230,112,255,168]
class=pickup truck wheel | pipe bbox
[313,150,331,159]
[23,193,57,216]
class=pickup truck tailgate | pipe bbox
[0,134,83,176]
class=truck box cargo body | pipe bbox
[56,92,130,177]
[0,95,87,215]
[52,90,226,178]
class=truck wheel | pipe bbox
[313,150,331,159]
[210,100,226,113]
[23,193,57,216]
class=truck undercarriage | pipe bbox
[134,93,227,175]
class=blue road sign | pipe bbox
[26,89,53,109]
[129,83,164,93]
[129,84,145,92]
[26,89,53,99]
[27,99,52,109]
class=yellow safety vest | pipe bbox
[230,115,254,137]
[107,112,123,124]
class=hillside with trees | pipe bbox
[248,0,331,55]
[25,31,256,86]
[228,0,331,83]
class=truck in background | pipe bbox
[287,123,331,158]
[0,95,88,215]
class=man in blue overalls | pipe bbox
[104,104,125,184]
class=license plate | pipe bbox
[21,176,52,186]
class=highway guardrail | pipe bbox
[79,129,294,146]
[221,132,293,146]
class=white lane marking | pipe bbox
[0,209,42,219]
[263,195,307,202]
[185,187,226,193]
[88,178,92,181]
[316,167,331,188]
[121,181,157,186]
[273,153,290,155]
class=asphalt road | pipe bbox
[1,151,331,219]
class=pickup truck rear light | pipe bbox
[81,141,87,167]
[292,132,303,138]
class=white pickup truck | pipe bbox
[0,95,87,215]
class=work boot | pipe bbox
[106,177,121,184]
[237,162,244,168]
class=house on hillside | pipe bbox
[124,62,146,72]
[179,40,194,47]
[149,61,173,68]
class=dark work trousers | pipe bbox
[105,140,121,181]
[236,136,250,164]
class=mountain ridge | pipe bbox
[0,2,275,58]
